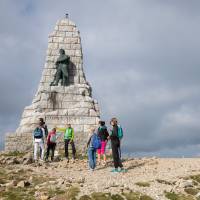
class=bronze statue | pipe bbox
[50,49,70,86]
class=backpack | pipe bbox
[50,134,57,143]
[117,125,123,139]
[34,128,43,139]
[92,134,101,149]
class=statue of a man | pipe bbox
[50,49,70,86]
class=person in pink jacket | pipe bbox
[46,128,57,161]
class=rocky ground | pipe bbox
[1,152,200,200]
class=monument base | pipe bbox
[5,84,100,152]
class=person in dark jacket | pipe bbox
[97,121,109,165]
[109,118,124,172]
[39,118,48,137]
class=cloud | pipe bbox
[0,0,200,156]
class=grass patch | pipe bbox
[184,188,199,196]
[140,195,154,200]
[0,187,35,200]
[79,195,92,200]
[165,192,195,200]
[79,193,125,200]
[0,168,27,184]
[165,192,180,200]
[32,175,55,186]
[91,192,110,200]
[0,167,8,184]
[1,151,26,157]
[80,193,153,200]
[156,179,173,185]
[111,194,124,200]
[190,175,200,183]
[135,182,150,187]
[65,186,80,200]
[7,169,28,182]
[123,192,140,200]
[192,180,198,186]
[48,188,65,198]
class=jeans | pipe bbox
[34,139,44,160]
[111,139,123,169]
[46,143,56,161]
[64,139,76,159]
[88,147,96,169]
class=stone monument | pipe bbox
[5,15,100,152]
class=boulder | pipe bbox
[179,179,193,188]
[23,152,34,165]
[5,180,17,187]
[40,195,50,200]
[17,180,31,188]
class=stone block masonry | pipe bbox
[5,16,100,152]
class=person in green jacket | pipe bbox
[57,124,76,162]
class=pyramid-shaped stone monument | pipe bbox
[5,15,100,152]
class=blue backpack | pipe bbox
[34,128,43,139]
[117,125,123,139]
[92,134,101,149]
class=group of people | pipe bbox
[33,117,125,172]
[33,119,76,163]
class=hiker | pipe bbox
[87,127,101,171]
[33,122,46,161]
[57,124,76,162]
[39,118,48,157]
[109,117,124,172]
[97,121,109,165]
[46,128,57,161]
[39,118,48,138]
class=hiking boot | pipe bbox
[118,168,127,173]
[89,168,94,172]
[111,168,118,173]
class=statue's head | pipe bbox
[59,49,65,55]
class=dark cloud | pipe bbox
[1,0,200,156]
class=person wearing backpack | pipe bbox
[57,124,76,163]
[97,121,109,165]
[33,122,46,161]
[87,127,101,171]
[39,118,48,137]
[46,128,57,161]
[109,118,124,172]
[39,118,48,158]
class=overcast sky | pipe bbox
[1,0,200,157]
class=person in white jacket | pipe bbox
[33,122,46,161]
